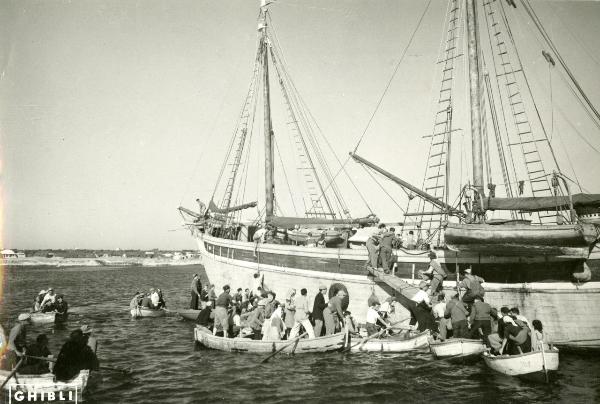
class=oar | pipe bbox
[0,357,25,389]
[260,332,308,364]
[347,318,412,351]
[539,340,549,383]
[23,355,131,375]
[410,352,479,370]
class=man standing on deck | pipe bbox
[289,288,316,339]
[379,227,398,273]
[190,274,202,310]
[312,285,327,337]
[366,229,381,269]
[213,285,233,338]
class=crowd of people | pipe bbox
[130,288,167,310]
[31,288,69,323]
[191,273,351,341]
[410,253,551,355]
[0,314,99,381]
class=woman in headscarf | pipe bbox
[284,289,296,339]
[531,319,551,351]
[262,302,285,341]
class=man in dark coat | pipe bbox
[21,334,51,374]
[53,329,99,382]
[54,295,69,324]
[312,285,327,337]
[196,301,214,328]
[190,274,201,310]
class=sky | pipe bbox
[1,0,599,250]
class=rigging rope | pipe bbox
[352,0,433,153]
[359,164,406,215]
[520,0,600,127]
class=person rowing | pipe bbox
[53,328,99,382]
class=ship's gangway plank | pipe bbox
[367,267,419,303]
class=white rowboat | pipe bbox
[351,330,430,352]
[130,307,166,318]
[194,325,346,354]
[482,347,559,379]
[429,338,486,360]
[0,369,91,402]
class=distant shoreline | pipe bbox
[2,256,203,268]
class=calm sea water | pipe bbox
[1,264,599,404]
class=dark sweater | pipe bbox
[312,293,326,321]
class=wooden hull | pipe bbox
[130,308,166,318]
[195,233,600,349]
[350,330,430,352]
[482,348,559,378]
[445,223,597,257]
[177,309,200,321]
[286,229,343,245]
[0,370,90,401]
[429,338,486,360]
[194,325,346,353]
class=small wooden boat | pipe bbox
[177,309,200,321]
[0,369,91,402]
[194,325,346,354]
[130,307,166,318]
[350,330,430,352]
[429,338,486,361]
[24,312,56,325]
[482,347,559,381]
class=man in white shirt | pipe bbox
[150,288,160,309]
[365,301,391,336]
[41,288,56,312]
[411,281,431,306]
[289,288,316,339]
[431,293,450,340]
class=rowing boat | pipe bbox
[19,312,56,324]
[429,338,486,361]
[130,307,166,318]
[0,369,91,401]
[482,347,559,381]
[351,330,430,352]
[177,309,200,321]
[194,325,346,354]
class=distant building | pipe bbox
[145,251,155,258]
[2,249,21,258]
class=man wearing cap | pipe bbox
[40,288,57,312]
[409,282,436,332]
[312,285,327,337]
[80,325,97,352]
[379,227,398,273]
[190,274,202,310]
[243,299,266,339]
[420,252,447,297]
[365,229,381,270]
[459,267,485,304]
[213,285,233,338]
[444,293,469,338]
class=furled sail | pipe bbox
[208,200,257,214]
[484,194,600,213]
[266,214,378,228]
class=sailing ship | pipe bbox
[179,0,600,349]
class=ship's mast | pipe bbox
[260,1,275,219]
[466,0,485,199]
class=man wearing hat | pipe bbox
[80,325,97,352]
[459,266,485,304]
[312,285,328,337]
[420,251,447,297]
[244,299,266,339]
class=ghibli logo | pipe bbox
[7,385,78,404]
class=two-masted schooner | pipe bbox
[180,0,600,349]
